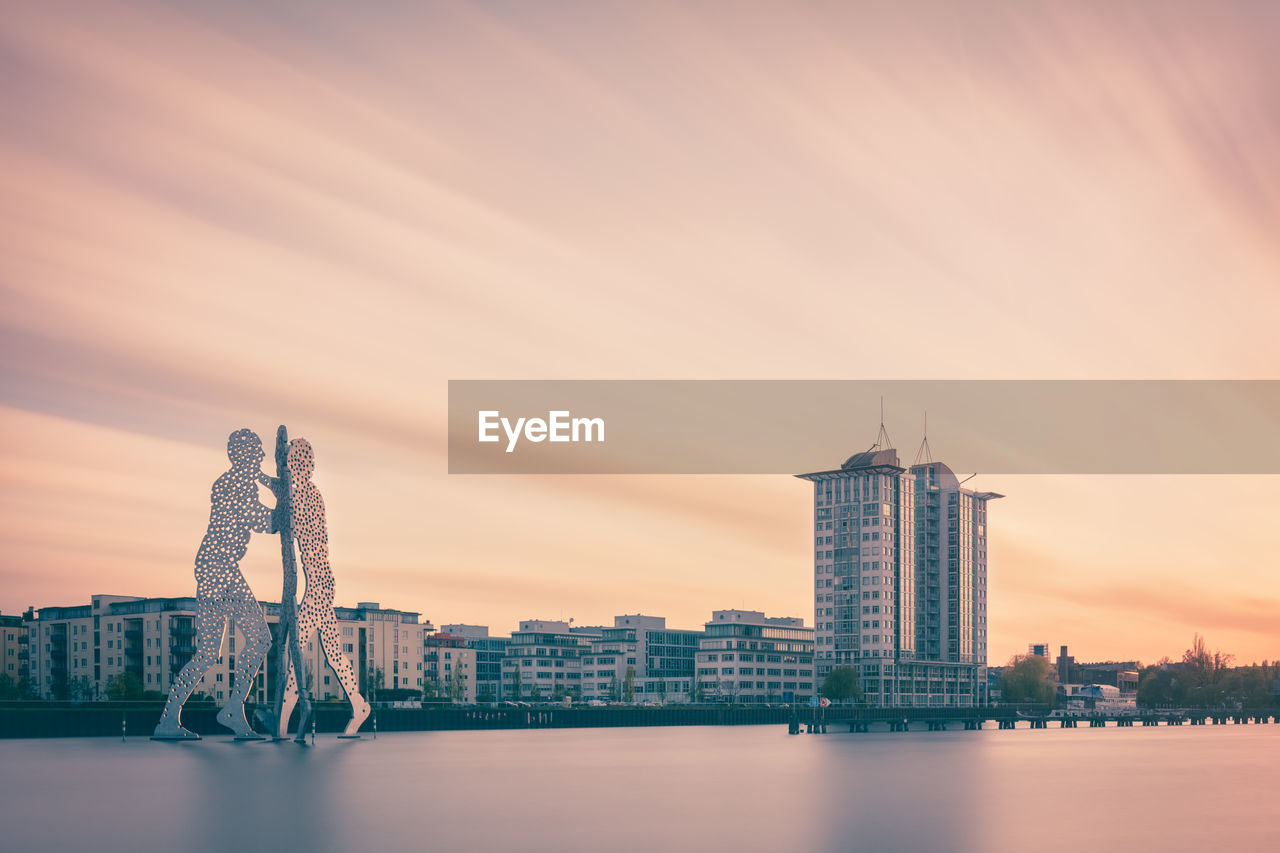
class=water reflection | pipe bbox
[2,725,1278,852]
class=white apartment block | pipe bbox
[502,620,601,701]
[695,610,814,704]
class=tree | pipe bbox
[1000,655,1055,704]
[623,666,636,704]
[510,667,522,700]
[106,671,144,700]
[1180,634,1233,707]
[687,678,704,704]
[422,679,439,700]
[369,666,384,703]
[71,675,94,701]
[608,674,620,702]
[657,679,668,704]
[527,683,542,702]
[445,666,467,703]
[1225,665,1274,708]
[0,673,17,700]
[821,666,863,705]
[1137,662,1178,708]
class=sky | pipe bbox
[2,0,1279,665]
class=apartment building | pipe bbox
[442,624,509,703]
[695,610,814,704]
[23,594,427,704]
[424,632,477,703]
[797,437,1000,707]
[1,613,28,687]
[501,620,601,701]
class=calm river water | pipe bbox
[3,723,1278,852]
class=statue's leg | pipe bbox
[278,654,299,739]
[153,598,224,740]
[318,614,369,737]
[289,605,318,743]
[288,631,312,741]
[265,604,293,735]
[217,596,270,739]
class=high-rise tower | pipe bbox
[797,429,1000,707]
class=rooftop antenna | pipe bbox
[914,411,933,465]
[870,396,893,451]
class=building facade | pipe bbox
[22,594,426,704]
[501,620,600,701]
[293,601,428,701]
[580,615,701,703]
[798,444,1000,707]
[1,613,28,689]
[695,610,814,704]
[443,624,510,703]
[424,632,477,703]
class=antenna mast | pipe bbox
[914,411,933,465]
[871,396,893,450]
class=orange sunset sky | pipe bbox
[2,1,1278,666]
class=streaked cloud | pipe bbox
[2,0,1278,660]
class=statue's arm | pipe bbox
[252,496,276,534]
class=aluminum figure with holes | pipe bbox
[152,429,276,740]
[276,437,371,738]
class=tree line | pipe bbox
[999,634,1279,710]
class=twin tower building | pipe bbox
[798,435,1001,707]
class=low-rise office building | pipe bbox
[581,614,701,703]
[695,610,814,704]
[502,620,600,701]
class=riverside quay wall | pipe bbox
[4,702,1276,738]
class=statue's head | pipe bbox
[288,437,315,480]
[226,429,264,468]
